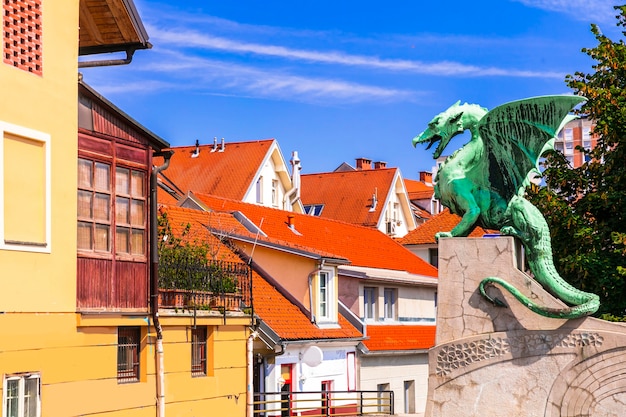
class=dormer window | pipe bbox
[316,268,337,324]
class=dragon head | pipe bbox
[412,101,469,159]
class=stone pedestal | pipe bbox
[426,236,626,417]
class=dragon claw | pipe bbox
[435,231,452,242]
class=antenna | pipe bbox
[248,217,264,265]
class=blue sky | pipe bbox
[80,1,622,177]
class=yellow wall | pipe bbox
[0,3,250,416]
[0,0,78,313]
[0,313,249,416]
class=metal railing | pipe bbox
[253,390,394,416]
[157,260,252,312]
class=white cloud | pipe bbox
[513,0,618,24]
[148,27,564,79]
[89,50,417,104]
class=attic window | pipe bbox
[3,0,42,76]
[304,204,324,216]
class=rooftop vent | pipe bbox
[191,139,200,158]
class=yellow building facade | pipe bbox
[1,1,250,416]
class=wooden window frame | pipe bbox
[77,157,147,260]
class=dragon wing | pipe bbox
[478,95,586,202]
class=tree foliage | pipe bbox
[529,6,626,317]
[157,212,237,293]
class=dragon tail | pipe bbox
[479,276,600,319]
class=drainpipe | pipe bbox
[78,48,141,68]
[247,330,259,417]
[151,150,174,417]
[307,260,325,323]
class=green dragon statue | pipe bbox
[413,95,600,319]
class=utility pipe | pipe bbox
[307,260,325,323]
[247,330,259,417]
[150,150,173,417]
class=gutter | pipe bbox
[150,150,173,417]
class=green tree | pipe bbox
[529,6,626,317]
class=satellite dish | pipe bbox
[301,346,323,367]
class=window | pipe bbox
[191,327,207,376]
[383,288,397,320]
[392,202,399,223]
[271,179,278,206]
[117,326,141,383]
[0,121,50,252]
[256,176,263,203]
[428,248,439,267]
[404,380,416,414]
[319,271,329,318]
[317,269,336,323]
[564,128,573,141]
[78,158,146,257]
[304,204,324,216]
[3,373,40,417]
[582,127,591,141]
[363,287,376,320]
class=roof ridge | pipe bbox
[302,167,398,177]
[167,138,276,150]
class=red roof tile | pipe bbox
[160,204,360,340]
[158,205,249,263]
[254,270,362,340]
[194,193,438,277]
[155,139,275,200]
[301,169,398,227]
[404,179,434,201]
[364,325,436,351]
[398,209,492,245]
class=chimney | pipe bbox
[287,214,295,228]
[210,137,218,152]
[191,139,200,158]
[420,171,433,185]
[374,161,387,169]
[219,137,225,152]
[355,157,372,170]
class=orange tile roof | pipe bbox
[160,204,360,341]
[300,168,398,227]
[363,325,436,351]
[158,204,249,263]
[404,178,434,201]
[253,270,362,340]
[155,139,275,200]
[194,193,438,277]
[398,209,492,245]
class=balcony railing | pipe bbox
[158,259,251,313]
[253,390,394,416]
